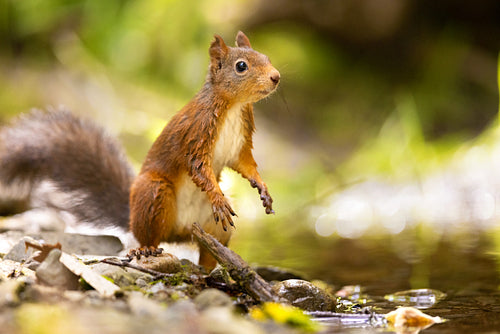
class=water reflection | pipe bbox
[234,224,500,332]
[384,289,447,309]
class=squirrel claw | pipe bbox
[212,198,236,231]
[252,180,274,215]
[127,246,163,261]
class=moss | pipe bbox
[250,302,321,332]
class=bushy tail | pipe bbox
[0,109,134,230]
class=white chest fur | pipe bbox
[175,103,246,229]
[212,103,245,174]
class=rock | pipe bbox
[0,231,26,254]
[135,277,150,288]
[254,266,304,282]
[59,253,121,297]
[147,281,193,303]
[21,283,66,304]
[201,307,265,334]
[0,259,36,280]
[89,262,144,287]
[0,232,123,258]
[272,279,336,312]
[0,279,25,307]
[132,252,183,273]
[159,300,204,333]
[52,233,123,256]
[0,208,66,233]
[180,258,204,274]
[36,249,80,290]
[194,288,234,311]
[128,291,165,317]
[4,236,41,263]
[209,266,234,285]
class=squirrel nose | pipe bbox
[270,70,280,85]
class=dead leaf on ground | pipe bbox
[385,306,444,333]
[25,241,62,262]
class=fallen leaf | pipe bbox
[25,241,62,262]
[385,306,444,332]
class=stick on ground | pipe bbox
[192,222,285,303]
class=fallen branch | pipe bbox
[100,258,176,280]
[192,222,285,303]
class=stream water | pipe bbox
[235,225,500,333]
[313,234,500,333]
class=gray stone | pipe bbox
[194,288,234,311]
[0,279,25,307]
[209,266,233,285]
[21,283,66,304]
[132,252,183,274]
[49,233,123,256]
[128,291,165,317]
[1,232,124,258]
[159,300,203,333]
[89,262,143,287]
[36,249,80,290]
[255,266,304,282]
[0,259,36,280]
[272,279,336,312]
[201,307,265,334]
[4,236,40,263]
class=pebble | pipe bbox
[131,252,183,273]
[35,249,80,290]
[272,279,336,312]
[4,236,40,263]
[194,288,234,311]
[89,262,143,287]
[0,279,25,307]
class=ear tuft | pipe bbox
[235,31,252,49]
[209,34,229,61]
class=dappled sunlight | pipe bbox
[311,127,500,239]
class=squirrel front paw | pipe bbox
[259,187,274,215]
[250,180,274,215]
[211,193,237,231]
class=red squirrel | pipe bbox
[0,31,279,269]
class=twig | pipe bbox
[192,222,285,303]
[100,258,177,280]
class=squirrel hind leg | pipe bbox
[199,248,218,271]
[129,172,177,247]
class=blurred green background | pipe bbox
[1,0,500,286]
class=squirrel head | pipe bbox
[208,31,280,104]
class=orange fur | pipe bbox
[129,31,280,269]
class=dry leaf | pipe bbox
[385,306,444,332]
[25,241,62,262]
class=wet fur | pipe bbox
[129,32,279,268]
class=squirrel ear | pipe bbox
[235,31,252,49]
[209,34,229,67]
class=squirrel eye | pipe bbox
[235,61,248,73]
